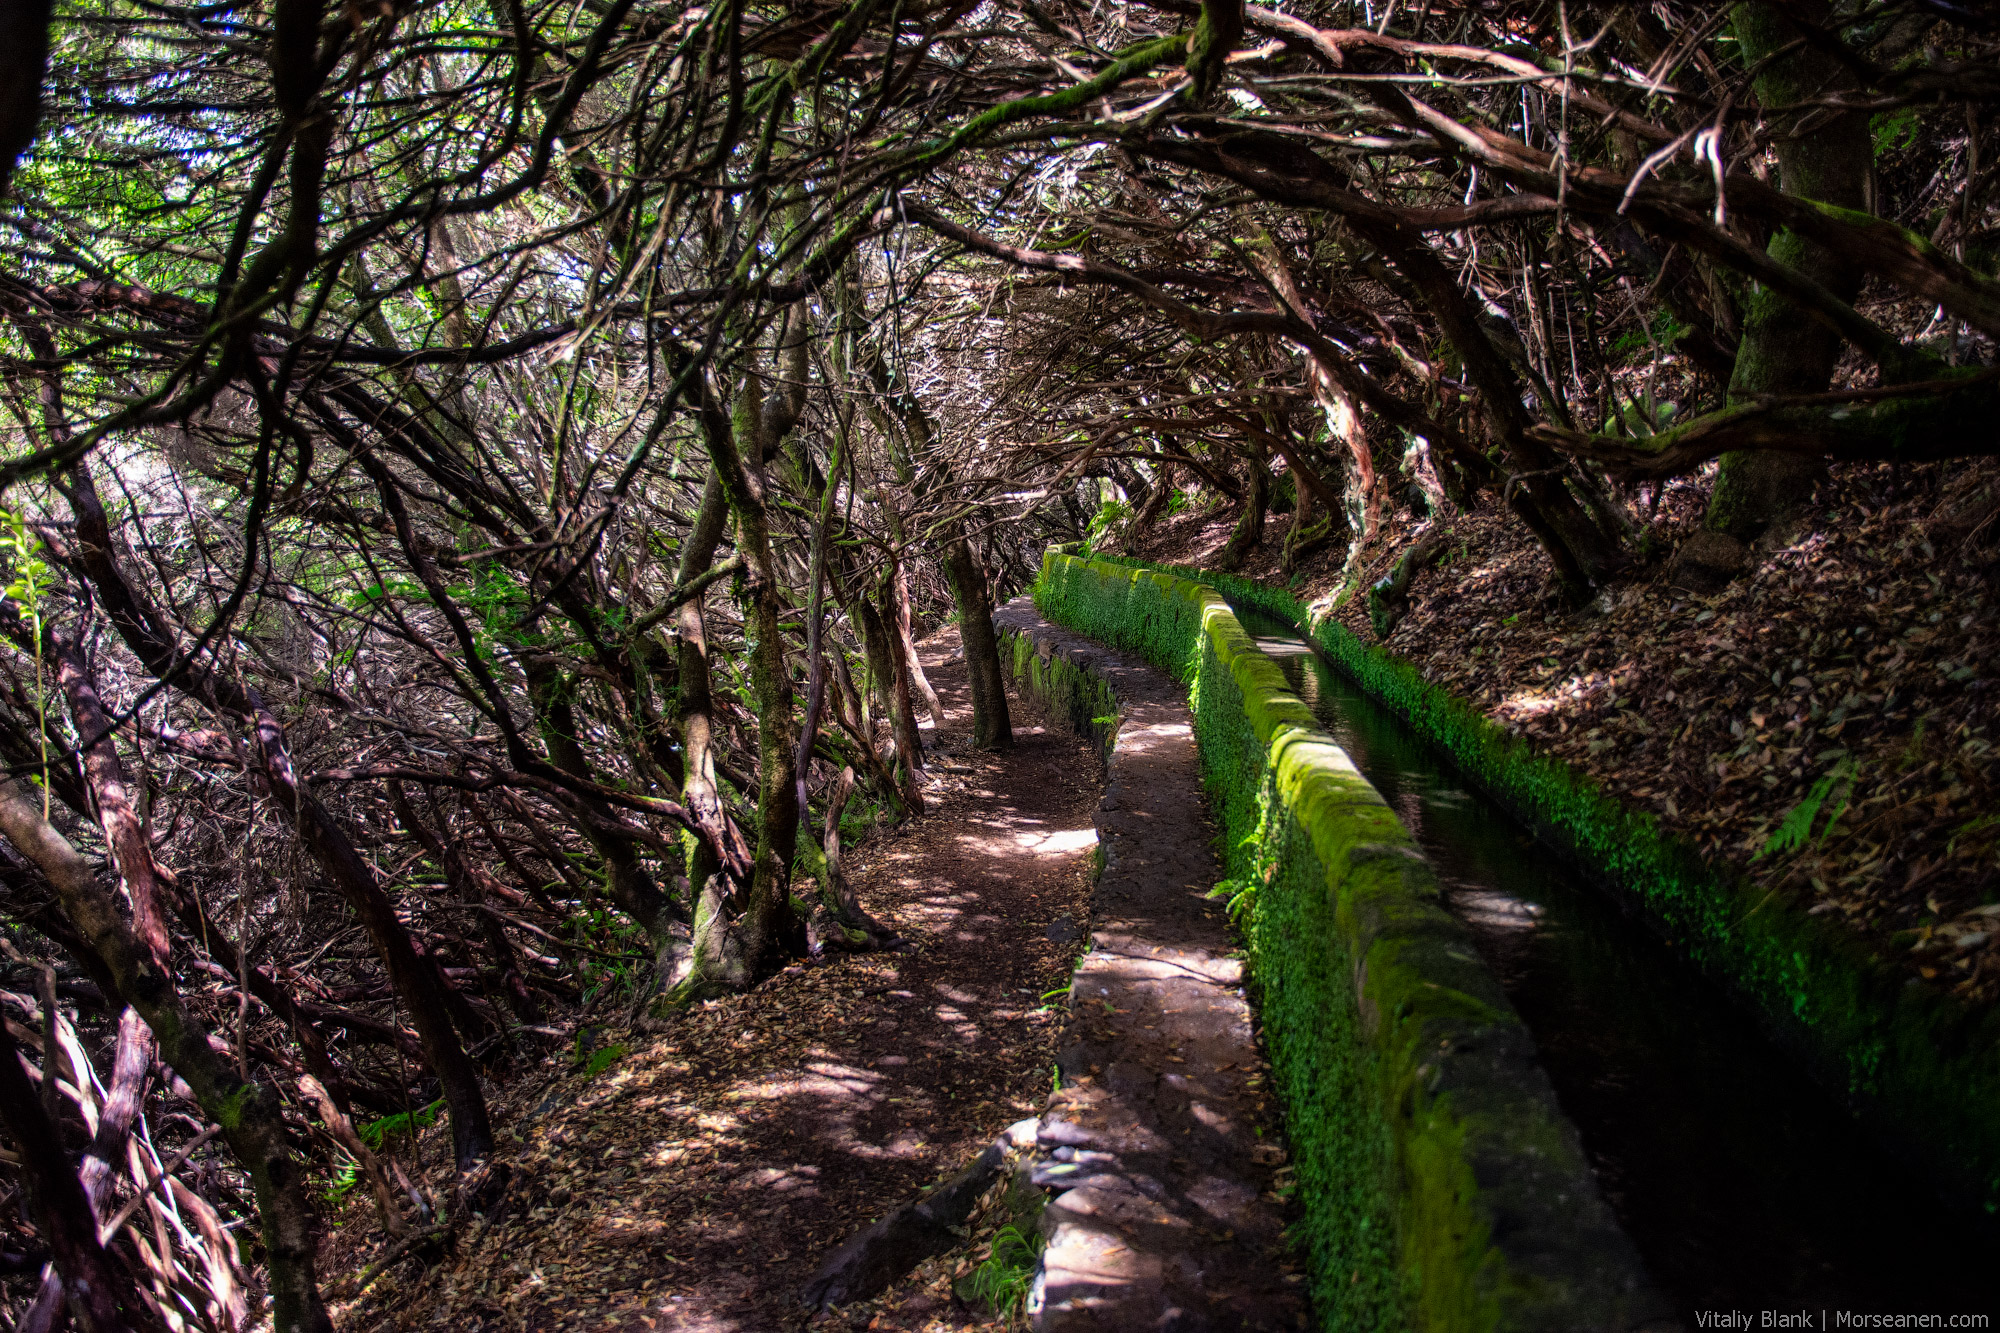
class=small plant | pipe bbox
[1206,875,1256,924]
[838,796,881,845]
[1870,105,1920,159]
[1030,984,1070,1016]
[1206,833,1274,926]
[1601,396,1679,439]
[358,1098,445,1151]
[1947,814,2000,857]
[577,1043,628,1080]
[1757,758,1858,861]
[1899,716,1929,771]
[1608,308,1689,360]
[321,1160,363,1206]
[1081,498,1130,557]
[572,909,648,1001]
[964,1223,1043,1320]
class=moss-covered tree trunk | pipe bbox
[675,348,808,999]
[720,424,802,979]
[795,766,895,953]
[944,531,1012,750]
[1219,449,1270,570]
[661,469,743,994]
[1704,0,1870,543]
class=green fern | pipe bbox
[964,1223,1043,1320]
[1756,758,1857,861]
[321,1160,363,1206]
[358,1098,445,1150]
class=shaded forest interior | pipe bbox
[0,0,1997,1327]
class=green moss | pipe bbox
[215,1079,255,1132]
[1093,552,2000,1216]
[1002,626,1122,766]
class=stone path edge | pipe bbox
[997,598,1307,1332]
[1018,556,1680,1333]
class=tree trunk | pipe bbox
[889,553,944,728]
[651,467,743,1007]
[1130,460,1175,538]
[857,594,926,811]
[16,1005,161,1333]
[1335,207,1631,599]
[943,532,1011,750]
[1282,456,1345,574]
[1219,450,1270,570]
[821,636,910,817]
[1703,0,1870,543]
[793,429,845,819]
[34,632,173,1315]
[674,361,805,999]
[797,766,895,953]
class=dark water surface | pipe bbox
[1234,607,2000,1319]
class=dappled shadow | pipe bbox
[369,631,1108,1333]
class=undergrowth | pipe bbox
[321,1099,446,1205]
[964,1223,1041,1323]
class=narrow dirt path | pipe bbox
[997,601,1305,1332]
[333,628,1104,1333]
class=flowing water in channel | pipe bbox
[1235,609,2000,1318]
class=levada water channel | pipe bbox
[1232,606,2000,1317]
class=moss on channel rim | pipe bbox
[1010,553,1663,1333]
[1087,552,2000,1218]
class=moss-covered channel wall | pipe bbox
[1088,552,2000,1220]
[1008,554,1667,1333]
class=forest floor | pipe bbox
[326,629,1106,1332]
[1124,457,2000,1006]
